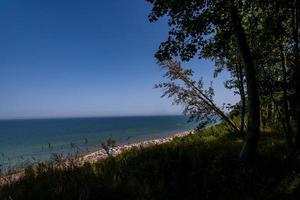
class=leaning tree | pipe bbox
[147,0,261,162]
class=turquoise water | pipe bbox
[0,116,196,170]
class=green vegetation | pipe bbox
[0,0,299,199]
[0,124,299,199]
[147,0,299,162]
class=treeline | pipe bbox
[147,0,300,162]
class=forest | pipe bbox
[150,0,299,162]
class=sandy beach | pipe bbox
[79,130,193,164]
[0,130,193,185]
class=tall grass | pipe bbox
[0,124,299,200]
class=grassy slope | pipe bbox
[0,124,299,200]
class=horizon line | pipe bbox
[0,114,185,121]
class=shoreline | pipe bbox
[79,130,193,164]
[0,129,193,185]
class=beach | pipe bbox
[79,130,192,164]
[0,116,196,169]
[0,130,193,185]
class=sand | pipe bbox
[0,130,193,185]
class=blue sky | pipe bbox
[0,0,238,119]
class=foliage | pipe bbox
[0,125,299,200]
[156,60,240,133]
[0,0,298,198]
[147,0,299,160]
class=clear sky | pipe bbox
[0,0,238,120]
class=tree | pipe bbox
[294,0,300,148]
[201,29,246,135]
[230,3,260,162]
[243,0,296,146]
[156,60,240,133]
[147,0,261,162]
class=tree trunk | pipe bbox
[230,5,260,162]
[260,108,265,129]
[294,0,300,148]
[183,76,240,134]
[280,46,292,145]
[236,63,246,135]
[261,66,286,131]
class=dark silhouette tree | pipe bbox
[229,3,260,162]
[147,0,261,162]
[156,60,240,133]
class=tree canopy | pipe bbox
[147,0,299,162]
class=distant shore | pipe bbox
[0,129,193,185]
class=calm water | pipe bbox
[0,115,196,170]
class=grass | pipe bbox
[0,124,299,200]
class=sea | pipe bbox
[0,115,196,171]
